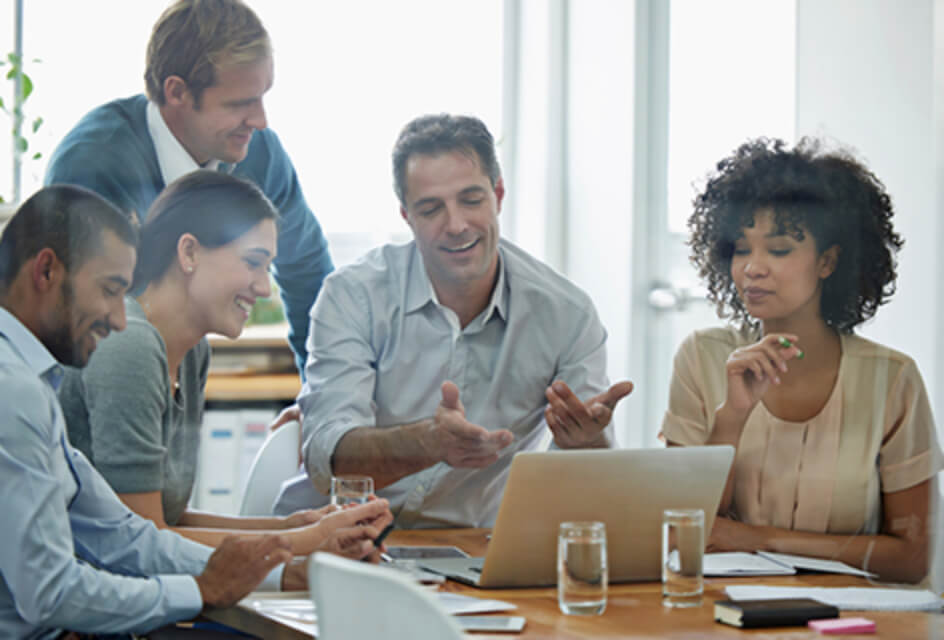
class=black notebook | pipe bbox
[714,598,840,628]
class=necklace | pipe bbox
[138,296,181,392]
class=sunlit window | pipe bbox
[666,0,795,233]
[12,1,503,265]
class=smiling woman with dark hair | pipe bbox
[662,137,942,584]
[58,170,391,572]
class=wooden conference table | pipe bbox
[205,528,944,639]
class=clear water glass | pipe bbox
[662,508,704,608]
[330,474,373,506]
[557,521,608,615]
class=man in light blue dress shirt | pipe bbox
[0,186,292,639]
[275,114,634,528]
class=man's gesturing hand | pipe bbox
[423,381,513,468]
[196,535,293,608]
[545,380,634,448]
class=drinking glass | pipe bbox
[557,521,607,615]
[662,508,704,607]
[330,475,373,506]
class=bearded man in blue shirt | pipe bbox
[0,185,292,639]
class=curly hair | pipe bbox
[687,137,902,333]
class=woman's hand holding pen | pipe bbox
[318,499,393,563]
[290,499,393,558]
[709,333,806,512]
[723,334,804,415]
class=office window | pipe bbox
[666,0,796,233]
[14,1,503,264]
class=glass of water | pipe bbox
[662,508,704,608]
[557,521,607,615]
[330,475,374,506]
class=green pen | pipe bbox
[777,336,804,359]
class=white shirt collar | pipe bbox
[145,100,219,186]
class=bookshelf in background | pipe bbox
[196,322,300,514]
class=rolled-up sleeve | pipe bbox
[71,323,169,493]
[301,274,379,493]
[661,332,714,446]
[878,358,944,493]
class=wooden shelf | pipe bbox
[205,324,298,402]
[207,323,291,350]
[205,373,300,402]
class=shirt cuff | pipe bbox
[157,574,204,620]
[304,418,358,494]
[258,564,285,591]
[880,447,944,493]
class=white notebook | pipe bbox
[704,550,876,578]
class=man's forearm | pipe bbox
[331,421,441,489]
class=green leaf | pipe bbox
[32,116,43,133]
[20,74,33,101]
[33,152,42,160]
[5,71,33,101]
[6,52,19,65]
[14,136,27,153]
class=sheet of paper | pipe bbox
[703,552,796,576]
[242,596,317,636]
[756,551,877,578]
[240,589,517,637]
[437,592,517,615]
[724,585,944,611]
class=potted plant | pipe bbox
[1,51,43,221]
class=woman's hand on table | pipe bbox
[706,516,771,553]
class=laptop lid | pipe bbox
[430,446,733,588]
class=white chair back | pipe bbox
[309,552,464,640]
[238,419,301,516]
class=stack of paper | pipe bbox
[725,585,944,612]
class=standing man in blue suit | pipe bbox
[45,0,331,373]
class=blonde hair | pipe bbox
[145,0,271,106]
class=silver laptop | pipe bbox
[418,446,734,587]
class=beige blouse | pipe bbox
[661,327,942,535]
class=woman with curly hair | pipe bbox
[661,138,942,583]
